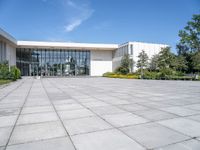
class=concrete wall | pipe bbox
[6,43,16,66]
[0,37,16,66]
[90,50,113,76]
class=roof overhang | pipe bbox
[17,41,118,51]
[0,28,17,46]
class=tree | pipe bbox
[176,55,188,72]
[177,14,200,54]
[115,54,133,75]
[157,47,174,70]
[192,51,200,73]
[149,54,159,71]
[177,14,200,73]
[137,50,149,78]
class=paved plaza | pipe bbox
[0,77,200,150]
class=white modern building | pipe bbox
[0,28,168,76]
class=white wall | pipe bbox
[112,56,122,72]
[6,43,16,66]
[132,42,168,71]
[90,50,113,76]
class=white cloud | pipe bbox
[65,19,82,32]
[64,0,94,32]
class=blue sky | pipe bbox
[0,0,199,52]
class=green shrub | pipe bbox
[0,62,21,81]
[115,66,129,75]
[143,71,158,79]
[12,66,21,79]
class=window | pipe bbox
[130,44,133,55]
[16,49,90,76]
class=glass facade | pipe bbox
[113,45,129,58]
[16,48,90,76]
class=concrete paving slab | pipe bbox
[102,113,148,127]
[155,139,200,150]
[63,116,112,135]
[0,115,18,127]
[0,127,12,147]
[121,122,189,149]
[21,106,54,114]
[72,129,145,150]
[106,99,131,105]
[24,101,51,107]
[58,109,95,120]
[0,108,20,116]
[52,99,77,105]
[90,105,126,116]
[76,98,99,103]
[159,106,200,116]
[82,101,109,108]
[9,121,66,145]
[54,103,83,111]
[133,109,178,121]
[0,147,4,150]
[118,104,150,112]
[139,102,173,108]
[6,137,75,150]
[158,118,200,137]
[0,103,23,109]
[186,114,200,122]
[16,112,59,125]
[184,104,200,111]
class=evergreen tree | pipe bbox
[157,47,174,70]
[137,50,149,78]
[115,54,133,74]
[149,54,159,71]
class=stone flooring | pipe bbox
[0,77,200,150]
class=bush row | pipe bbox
[103,71,200,81]
[0,63,21,81]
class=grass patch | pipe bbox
[0,80,12,85]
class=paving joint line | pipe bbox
[47,78,148,150]
[0,78,27,102]
[4,78,34,150]
[45,78,200,149]
[40,79,78,150]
